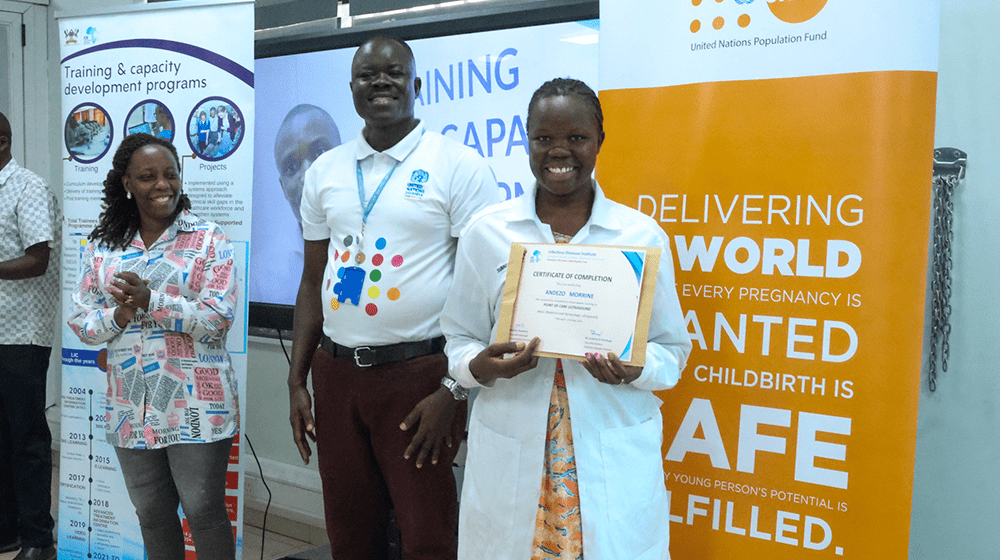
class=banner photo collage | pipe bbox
[56,1,254,559]
[599,0,938,558]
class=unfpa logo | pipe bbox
[767,0,828,23]
[690,0,827,33]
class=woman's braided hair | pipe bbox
[89,133,191,251]
[526,77,604,136]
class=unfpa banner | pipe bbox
[599,1,938,558]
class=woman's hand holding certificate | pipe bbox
[580,351,642,385]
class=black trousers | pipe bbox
[0,344,55,548]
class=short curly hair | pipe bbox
[89,133,191,250]
[526,77,604,136]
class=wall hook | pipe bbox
[927,147,966,392]
[933,147,967,180]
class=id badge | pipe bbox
[334,266,366,306]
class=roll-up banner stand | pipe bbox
[56,1,253,559]
[598,1,939,558]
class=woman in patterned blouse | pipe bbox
[68,133,239,560]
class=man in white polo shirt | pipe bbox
[286,37,499,560]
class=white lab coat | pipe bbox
[441,181,692,560]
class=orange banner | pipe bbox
[598,70,937,558]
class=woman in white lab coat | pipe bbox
[441,78,692,560]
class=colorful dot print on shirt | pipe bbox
[331,236,404,316]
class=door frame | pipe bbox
[0,8,25,165]
[0,0,48,182]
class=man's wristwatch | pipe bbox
[441,376,470,401]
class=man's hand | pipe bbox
[580,352,642,385]
[289,382,317,464]
[469,338,540,385]
[400,386,458,469]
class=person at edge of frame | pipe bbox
[0,110,61,560]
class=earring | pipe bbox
[126,192,132,200]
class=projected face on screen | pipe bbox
[249,19,598,314]
[273,104,342,226]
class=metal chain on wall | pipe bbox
[928,147,966,392]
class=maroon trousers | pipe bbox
[311,348,465,560]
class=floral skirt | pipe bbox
[530,359,583,560]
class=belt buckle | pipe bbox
[353,346,375,368]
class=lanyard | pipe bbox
[353,129,423,263]
[356,127,424,225]
[356,159,399,226]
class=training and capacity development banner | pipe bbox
[57,1,254,559]
[599,1,938,558]
[251,20,598,306]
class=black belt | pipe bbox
[319,334,445,368]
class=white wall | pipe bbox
[909,2,1000,559]
[243,337,324,529]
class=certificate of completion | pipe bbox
[496,243,661,366]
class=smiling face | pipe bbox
[123,144,182,230]
[350,38,421,131]
[528,94,605,202]
[274,106,341,225]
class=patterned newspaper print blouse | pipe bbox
[68,211,239,449]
